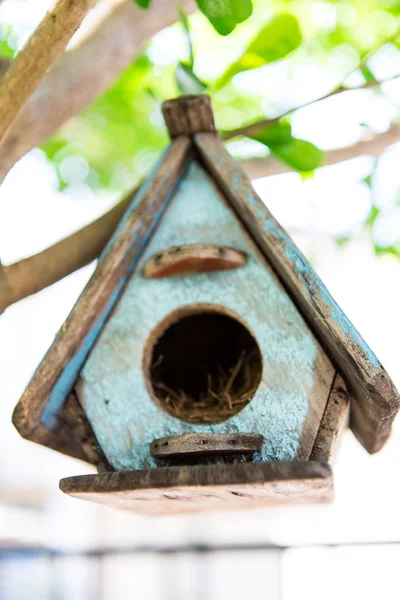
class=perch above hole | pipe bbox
[150,433,264,459]
[143,243,247,279]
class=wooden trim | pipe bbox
[62,393,111,472]
[12,136,192,460]
[60,461,333,515]
[310,374,350,463]
[143,243,247,279]
[194,132,400,454]
[150,433,264,459]
[162,95,216,138]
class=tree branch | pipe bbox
[0,0,96,144]
[223,74,400,141]
[240,123,400,178]
[0,190,134,314]
[0,0,195,184]
[1,123,400,314]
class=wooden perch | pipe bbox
[143,244,247,279]
[0,0,195,184]
[0,0,96,144]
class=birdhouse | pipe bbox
[13,95,400,515]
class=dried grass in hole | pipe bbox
[148,312,262,424]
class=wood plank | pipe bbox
[77,160,335,470]
[195,132,400,454]
[143,243,247,279]
[162,95,216,138]
[12,136,192,460]
[60,461,333,515]
[62,393,111,472]
[310,374,350,463]
[150,433,264,459]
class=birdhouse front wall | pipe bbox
[76,161,335,471]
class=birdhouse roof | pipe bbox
[13,95,400,461]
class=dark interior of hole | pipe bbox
[149,312,262,423]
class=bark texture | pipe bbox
[0,0,195,183]
[240,124,400,179]
[0,0,96,144]
[1,122,399,314]
[0,191,133,314]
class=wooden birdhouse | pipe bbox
[13,95,400,515]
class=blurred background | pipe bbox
[1,0,400,597]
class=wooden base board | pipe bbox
[60,462,333,516]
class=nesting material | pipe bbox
[147,311,263,424]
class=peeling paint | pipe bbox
[79,162,332,471]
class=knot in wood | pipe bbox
[162,95,216,138]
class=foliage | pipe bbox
[249,121,323,172]
[4,0,400,255]
[213,13,302,90]
[132,0,253,35]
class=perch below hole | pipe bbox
[143,306,263,424]
[150,432,264,459]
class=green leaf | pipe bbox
[366,204,380,227]
[363,173,373,188]
[214,13,302,90]
[196,0,237,35]
[336,236,351,248]
[269,138,323,173]
[251,121,292,146]
[374,244,400,258]
[175,62,207,95]
[230,0,253,23]
[361,66,376,84]
[132,0,151,8]
[178,5,194,68]
[250,122,322,173]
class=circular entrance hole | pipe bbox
[144,306,262,424]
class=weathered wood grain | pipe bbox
[12,136,192,460]
[195,132,400,454]
[62,393,111,472]
[1,190,136,314]
[78,161,335,470]
[162,95,216,138]
[310,374,350,463]
[0,0,96,143]
[60,461,333,515]
[150,433,264,459]
[0,0,196,184]
[143,243,247,279]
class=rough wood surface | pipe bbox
[12,136,191,460]
[162,95,216,138]
[60,461,333,515]
[0,0,195,183]
[78,161,334,471]
[62,393,111,471]
[0,191,135,314]
[310,374,350,463]
[150,433,264,459]
[0,59,9,79]
[0,0,96,144]
[143,243,247,279]
[0,155,286,314]
[23,393,89,463]
[195,132,400,454]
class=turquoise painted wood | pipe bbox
[77,161,334,471]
